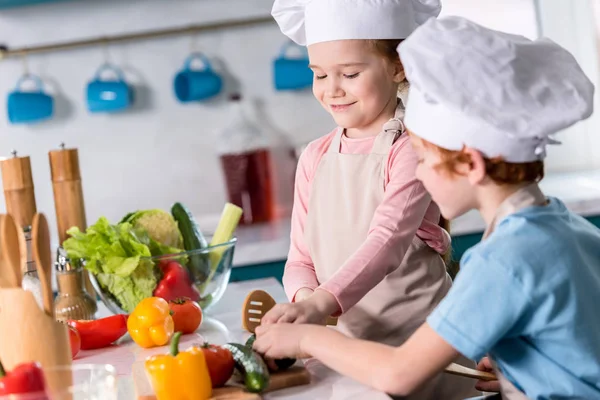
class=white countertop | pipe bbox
[224,169,600,267]
[86,278,390,400]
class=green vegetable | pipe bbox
[245,334,296,371]
[222,343,270,393]
[63,217,174,313]
[122,209,183,250]
[171,202,209,281]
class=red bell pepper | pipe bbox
[67,314,128,350]
[0,360,47,398]
[154,261,201,302]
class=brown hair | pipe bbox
[367,39,404,65]
[412,134,545,184]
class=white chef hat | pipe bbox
[397,16,595,163]
[272,0,442,46]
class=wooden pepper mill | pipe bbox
[49,143,95,297]
[1,150,37,276]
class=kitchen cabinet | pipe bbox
[231,215,600,283]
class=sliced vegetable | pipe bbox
[200,203,242,292]
[169,297,202,334]
[199,343,235,388]
[67,325,81,359]
[154,261,201,303]
[245,334,296,372]
[171,202,209,281]
[68,314,128,350]
[222,343,270,393]
[0,360,47,397]
[145,332,212,400]
[127,297,174,348]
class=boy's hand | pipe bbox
[475,357,501,392]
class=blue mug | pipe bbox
[273,41,313,91]
[86,64,134,113]
[7,75,54,124]
[173,53,223,103]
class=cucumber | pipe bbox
[171,202,209,281]
[245,334,296,372]
[223,343,270,393]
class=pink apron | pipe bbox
[305,103,479,399]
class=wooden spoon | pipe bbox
[242,291,497,382]
[242,290,337,334]
[32,213,54,318]
[0,214,23,288]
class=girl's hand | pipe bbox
[261,289,339,325]
[253,323,318,359]
[475,357,501,392]
[261,300,327,325]
[294,288,314,302]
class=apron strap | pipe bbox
[327,128,345,154]
[371,101,406,154]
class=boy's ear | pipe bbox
[463,147,487,185]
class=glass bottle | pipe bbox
[217,94,275,225]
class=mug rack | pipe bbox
[0,15,274,60]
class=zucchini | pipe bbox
[171,202,209,281]
[223,343,270,393]
[245,334,296,371]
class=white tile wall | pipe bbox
[3,0,592,243]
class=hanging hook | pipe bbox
[102,37,111,65]
[21,50,29,76]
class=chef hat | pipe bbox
[397,16,595,163]
[272,0,441,46]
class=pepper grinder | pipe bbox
[54,247,97,322]
[0,150,41,305]
[48,143,95,297]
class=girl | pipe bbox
[254,16,600,400]
[265,1,478,398]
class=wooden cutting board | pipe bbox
[133,361,311,400]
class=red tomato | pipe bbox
[68,325,81,359]
[201,344,235,387]
[169,297,202,334]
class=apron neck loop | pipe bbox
[372,101,406,154]
[483,183,547,239]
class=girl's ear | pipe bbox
[463,147,487,185]
[392,61,406,83]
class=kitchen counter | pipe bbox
[222,169,600,267]
[83,278,390,400]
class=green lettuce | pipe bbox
[63,217,162,313]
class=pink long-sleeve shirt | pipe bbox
[283,128,451,313]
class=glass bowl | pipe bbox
[89,236,237,315]
[0,364,117,400]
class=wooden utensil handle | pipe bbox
[444,362,497,381]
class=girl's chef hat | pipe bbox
[272,0,442,46]
[398,16,595,162]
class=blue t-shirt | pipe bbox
[428,198,600,399]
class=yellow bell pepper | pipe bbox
[127,297,174,348]
[145,332,213,400]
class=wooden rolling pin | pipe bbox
[49,143,95,297]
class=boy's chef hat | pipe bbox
[398,16,595,162]
[272,0,441,46]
